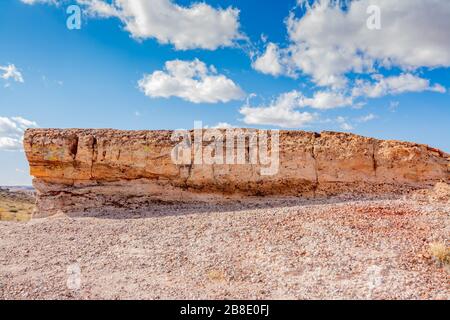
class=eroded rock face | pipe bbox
[24,129,449,216]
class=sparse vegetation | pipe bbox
[207,269,226,282]
[0,188,35,222]
[429,242,450,269]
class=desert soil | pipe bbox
[0,194,449,300]
[0,188,34,222]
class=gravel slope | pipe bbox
[0,197,449,300]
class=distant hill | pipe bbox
[0,186,35,193]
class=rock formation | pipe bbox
[24,129,449,216]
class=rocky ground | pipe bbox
[0,187,449,300]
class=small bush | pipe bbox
[207,269,226,282]
[429,242,450,267]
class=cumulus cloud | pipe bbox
[0,116,38,151]
[206,122,237,129]
[239,87,362,128]
[352,74,447,98]
[77,0,119,17]
[335,116,354,131]
[138,59,245,104]
[293,73,444,111]
[75,0,243,50]
[22,0,243,50]
[252,43,284,77]
[239,91,317,128]
[0,64,24,83]
[301,90,353,110]
[357,114,377,123]
[254,0,450,88]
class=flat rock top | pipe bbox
[22,128,448,149]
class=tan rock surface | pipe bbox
[24,129,449,216]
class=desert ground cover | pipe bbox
[0,185,448,300]
[0,188,34,222]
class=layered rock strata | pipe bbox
[24,129,449,216]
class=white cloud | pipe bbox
[352,74,446,98]
[339,122,353,131]
[77,0,243,50]
[239,91,317,128]
[264,0,450,88]
[0,64,24,83]
[336,116,354,131]
[357,114,377,123]
[0,117,20,134]
[138,59,245,104]
[300,90,353,110]
[206,122,237,129]
[252,43,284,77]
[12,116,38,129]
[239,88,358,128]
[77,0,119,17]
[23,0,243,49]
[0,137,23,151]
[22,0,243,50]
[0,116,38,151]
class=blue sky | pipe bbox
[1,0,449,185]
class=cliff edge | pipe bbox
[24,129,449,216]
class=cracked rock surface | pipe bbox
[24,129,449,216]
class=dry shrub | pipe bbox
[429,242,450,267]
[207,269,226,282]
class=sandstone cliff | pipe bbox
[24,129,449,216]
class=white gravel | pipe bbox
[0,196,449,300]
